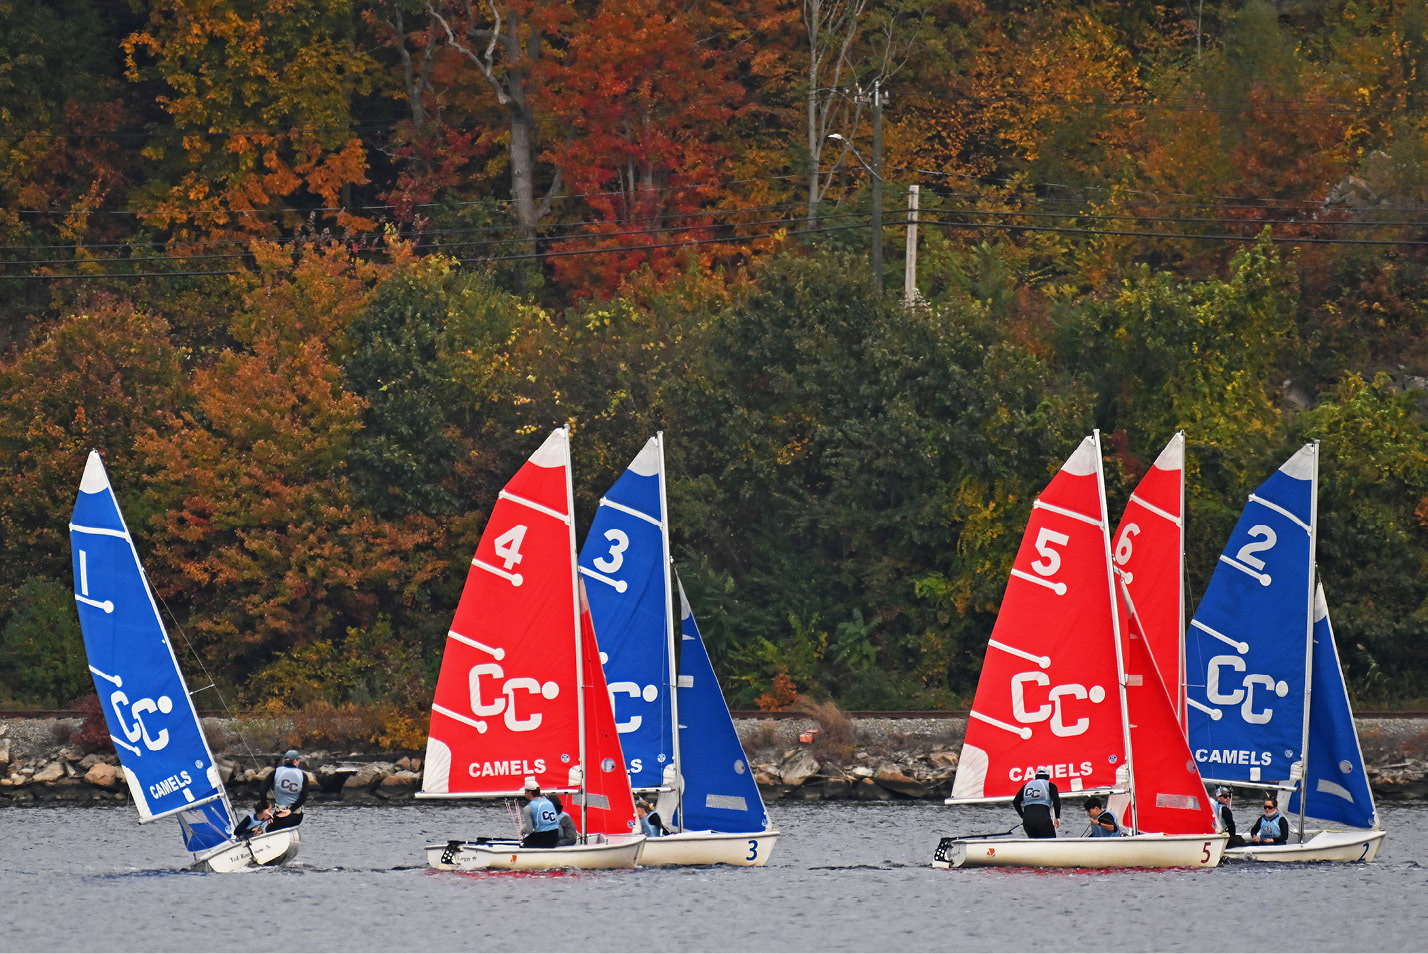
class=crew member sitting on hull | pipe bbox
[1248,796,1291,845]
[1214,787,1246,848]
[519,777,561,848]
[637,799,671,838]
[1011,769,1061,838]
[549,794,578,847]
[267,750,309,832]
[1084,797,1121,837]
[234,799,274,839]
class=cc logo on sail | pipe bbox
[88,666,172,756]
[1009,671,1107,738]
[1200,655,1288,725]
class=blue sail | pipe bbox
[577,438,675,789]
[1186,444,1316,785]
[69,451,234,846]
[674,577,770,833]
[1288,585,1377,829]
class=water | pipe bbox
[2,801,1426,952]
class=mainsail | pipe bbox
[1185,444,1317,786]
[1288,584,1377,829]
[577,436,676,789]
[422,428,583,796]
[950,435,1127,800]
[69,451,234,852]
[674,576,771,833]
[1112,432,1186,723]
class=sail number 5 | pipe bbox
[1031,528,1071,578]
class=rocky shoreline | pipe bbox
[2,715,1426,807]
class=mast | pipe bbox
[655,431,684,828]
[1097,430,1138,834]
[1176,431,1188,728]
[1297,440,1320,843]
[562,426,587,839]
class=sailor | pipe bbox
[1084,797,1121,837]
[519,777,561,848]
[1214,787,1245,847]
[548,794,579,847]
[267,749,309,831]
[636,799,671,838]
[1249,796,1290,845]
[233,799,274,839]
[1011,768,1061,838]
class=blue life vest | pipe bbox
[529,796,560,833]
[1090,809,1120,837]
[273,765,305,807]
[1259,812,1284,841]
[1020,778,1053,808]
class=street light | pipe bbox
[825,84,884,291]
[826,133,881,181]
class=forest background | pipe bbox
[2,0,1428,745]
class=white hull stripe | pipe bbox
[1011,568,1068,596]
[989,639,1051,668]
[1249,493,1311,534]
[1190,618,1248,653]
[447,629,504,660]
[498,490,570,523]
[578,566,627,593]
[1032,500,1102,527]
[69,522,129,539]
[599,497,662,528]
[433,703,488,734]
[971,709,1033,740]
[1128,493,1181,527]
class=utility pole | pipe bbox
[871,79,883,294]
[904,184,919,304]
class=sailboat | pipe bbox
[1185,442,1384,862]
[934,433,1225,869]
[419,427,646,870]
[69,451,300,873]
[577,434,778,866]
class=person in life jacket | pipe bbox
[1084,796,1121,837]
[1249,795,1291,845]
[519,777,562,848]
[267,750,309,832]
[1214,787,1246,848]
[1011,769,1062,839]
[548,794,579,847]
[637,799,671,838]
[233,799,274,839]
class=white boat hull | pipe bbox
[193,829,301,872]
[636,829,779,867]
[1225,828,1385,863]
[426,834,646,871]
[934,832,1227,869]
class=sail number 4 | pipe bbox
[493,525,527,569]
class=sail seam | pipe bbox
[598,497,661,527]
[1032,500,1101,527]
[498,489,570,523]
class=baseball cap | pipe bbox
[523,776,540,791]
[285,749,300,760]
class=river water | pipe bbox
[3,800,1425,951]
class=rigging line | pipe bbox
[153,590,262,772]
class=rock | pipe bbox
[778,749,820,787]
[85,762,122,789]
[32,762,64,783]
[58,746,84,762]
[344,762,396,789]
[410,758,421,773]
[380,770,420,788]
[852,777,894,801]
[0,739,10,774]
[874,763,928,798]
[850,765,874,778]
[929,751,958,768]
[396,756,413,771]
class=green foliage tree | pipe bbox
[0,578,89,707]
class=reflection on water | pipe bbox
[2,801,1425,952]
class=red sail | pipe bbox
[1111,433,1185,724]
[1119,600,1217,834]
[574,583,638,837]
[421,429,583,797]
[951,435,1127,799]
